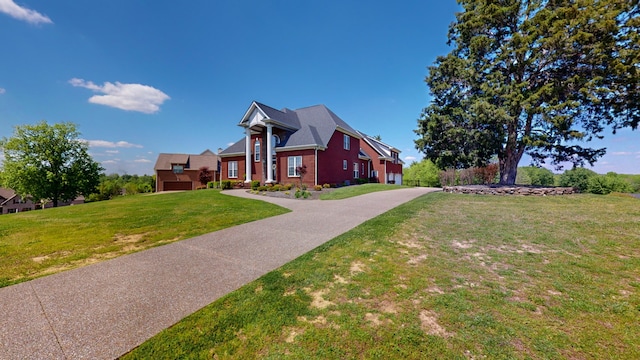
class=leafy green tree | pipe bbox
[415,0,639,184]
[587,172,633,194]
[403,159,441,187]
[0,121,102,207]
[518,166,555,186]
[558,167,598,192]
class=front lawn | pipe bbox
[0,190,289,288]
[123,192,640,359]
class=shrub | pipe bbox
[477,164,499,184]
[267,185,277,192]
[459,168,475,185]
[587,172,633,194]
[323,183,330,188]
[257,186,268,192]
[272,184,282,191]
[251,180,260,190]
[439,168,457,187]
[295,190,302,198]
[558,167,598,192]
[314,185,322,191]
[301,184,307,191]
[284,183,293,191]
[519,166,555,186]
[221,180,232,190]
[206,181,216,189]
[404,159,441,187]
[303,191,310,199]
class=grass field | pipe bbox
[0,190,289,288]
[124,192,640,359]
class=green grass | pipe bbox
[319,183,408,200]
[0,190,289,288]
[123,192,640,359]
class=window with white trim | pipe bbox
[343,159,347,170]
[288,156,302,177]
[353,163,359,179]
[228,161,238,178]
[343,134,350,150]
[254,140,260,162]
[361,163,365,177]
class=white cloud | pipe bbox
[0,0,52,24]
[69,78,170,114]
[404,156,417,162]
[134,159,152,163]
[101,160,118,165]
[84,139,143,148]
[0,88,5,94]
[105,150,119,154]
[611,151,632,156]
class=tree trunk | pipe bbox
[52,198,58,207]
[499,158,518,185]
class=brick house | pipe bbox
[0,188,36,214]
[219,101,403,187]
[0,188,84,214]
[357,131,404,184]
[154,149,220,191]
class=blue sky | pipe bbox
[1,1,638,175]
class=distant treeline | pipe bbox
[86,174,155,202]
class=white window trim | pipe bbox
[228,161,238,178]
[343,134,350,150]
[343,159,347,170]
[288,156,302,177]
[254,140,261,162]
[353,162,359,179]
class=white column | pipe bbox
[266,124,274,183]
[245,127,252,183]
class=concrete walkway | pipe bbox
[0,187,439,359]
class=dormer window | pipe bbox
[172,164,184,174]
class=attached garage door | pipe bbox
[163,181,193,191]
[394,173,403,185]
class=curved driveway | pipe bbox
[0,187,439,359]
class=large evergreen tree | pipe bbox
[416,0,639,184]
[0,121,103,207]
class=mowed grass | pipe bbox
[0,190,289,288]
[319,183,408,200]
[124,192,640,359]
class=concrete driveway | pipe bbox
[0,187,439,359]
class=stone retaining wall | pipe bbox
[443,185,578,196]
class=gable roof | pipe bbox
[154,152,219,171]
[356,130,401,160]
[222,102,361,155]
[0,188,17,205]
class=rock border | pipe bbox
[443,185,577,196]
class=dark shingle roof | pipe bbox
[356,130,400,159]
[254,102,300,129]
[223,102,362,154]
[0,188,16,203]
[154,152,218,171]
